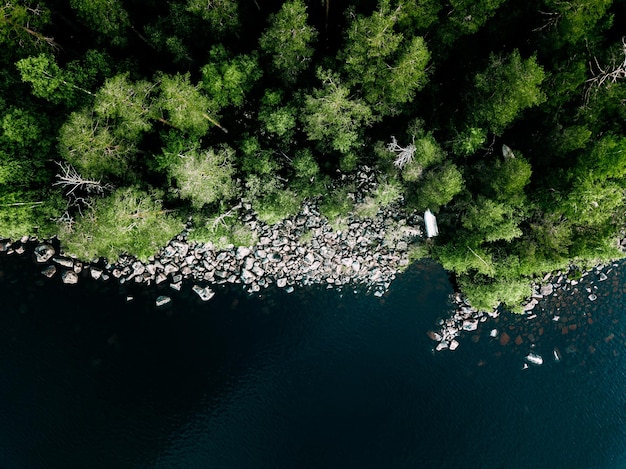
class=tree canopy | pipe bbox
[2,0,625,311]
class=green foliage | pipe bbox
[301,69,373,154]
[452,127,486,157]
[339,1,430,115]
[169,145,238,209]
[16,54,74,105]
[94,74,153,140]
[412,162,464,211]
[254,189,301,225]
[471,50,546,135]
[486,155,532,205]
[401,133,446,182]
[0,1,53,55]
[541,0,613,47]
[442,0,507,40]
[59,187,183,261]
[258,90,297,140]
[58,109,135,179]
[458,275,532,313]
[259,0,318,84]
[0,190,63,239]
[69,0,130,46]
[186,0,239,36]
[462,196,524,243]
[201,46,262,109]
[320,187,355,220]
[190,216,257,248]
[577,135,626,181]
[155,73,215,137]
[291,149,319,180]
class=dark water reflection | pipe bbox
[1,253,626,468]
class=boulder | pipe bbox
[449,339,460,351]
[236,246,251,259]
[192,285,215,301]
[41,265,57,278]
[61,270,79,284]
[462,319,479,331]
[53,256,74,268]
[34,244,55,263]
[540,284,554,296]
[155,295,172,307]
[241,269,256,284]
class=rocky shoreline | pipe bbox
[428,261,621,355]
[1,197,424,307]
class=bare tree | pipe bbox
[585,37,626,102]
[387,136,416,169]
[54,161,108,196]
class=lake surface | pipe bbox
[1,252,626,468]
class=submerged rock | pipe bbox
[192,285,215,301]
[525,352,543,366]
[155,295,172,307]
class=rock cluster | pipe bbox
[2,194,423,306]
[102,200,421,300]
[427,293,499,351]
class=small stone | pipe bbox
[61,270,79,284]
[155,295,172,307]
[540,284,554,296]
[41,265,57,278]
[588,294,597,301]
[276,278,288,288]
[241,269,256,284]
[34,244,55,263]
[598,272,608,282]
[449,339,460,351]
[53,256,74,268]
[462,319,478,331]
[427,330,442,341]
[236,246,251,259]
[489,329,498,338]
[192,284,215,301]
[170,281,182,291]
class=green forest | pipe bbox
[1,0,625,311]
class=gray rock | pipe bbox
[192,285,215,301]
[155,295,172,307]
[268,252,282,263]
[588,293,598,301]
[53,256,74,268]
[462,319,479,331]
[540,284,554,296]
[61,270,79,284]
[236,246,251,259]
[241,269,256,284]
[34,244,55,263]
[41,265,57,278]
[170,281,182,291]
[90,267,103,280]
[449,339,460,351]
[276,278,287,288]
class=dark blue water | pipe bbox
[1,254,626,469]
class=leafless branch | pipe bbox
[387,136,416,169]
[53,161,109,196]
[584,37,626,103]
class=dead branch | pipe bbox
[387,136,416,169]
[53,161,108,196]
[584,37,626,103]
